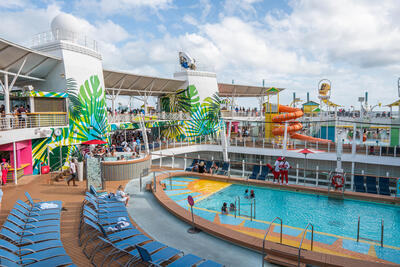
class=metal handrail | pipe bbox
[261,217,283,267]
[234,196,240,218]
[298,223,314,267]
[151,168,172,192]
[357,216,384,247]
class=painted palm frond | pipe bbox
[202,92,222,125]
[160,120,185,140]
[160,85,200,113]
[66,78,82,122]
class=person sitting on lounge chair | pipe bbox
[209,162,219,174]
[116,185,130,207]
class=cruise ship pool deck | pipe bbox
[153,171,400,266]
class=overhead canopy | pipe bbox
[387,99,400,107]
[218,83,284,97]
[0,38,61,85]
[103,69,186,97]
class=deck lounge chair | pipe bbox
[89,185,108,197]
[205,161,213,172]
[185,159,198,171]
[353,175,366,193]
[217,162,229,175]
[366,176,377,194]
[249,165,260,180]
[24,192,62,211]
[136,245,182,266]
[257,166,269,180]
[0,248,73,267]
[378,177,391,196]
[166,254,203,267]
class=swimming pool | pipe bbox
[163,176,400,264]
[195,184,400,247]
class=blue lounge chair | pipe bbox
[166,254,203,267]
[95,237,166,266]
[24,192,62,211]
[9,209,60,225]
[3,220,59,236]
[353,175,365,193]
[378,177,391,196]
[0,248,73,267]
[198,259,224,267]
[217,162,229,175]
[90,185,108,197]
[249,165,260,180]
[366,176,377,194]
[16,200,60,216]
[136,245,182,266]
[185,159,198,171]
[257,166,269,180]
[205,161,213,172]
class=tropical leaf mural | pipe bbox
[32,75,109,174]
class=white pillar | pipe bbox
[13,141,17,185]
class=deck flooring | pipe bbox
[0,174,139,266]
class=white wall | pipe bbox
[174,70,218,103]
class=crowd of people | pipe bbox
[191,161,219,174]
[0,104,31,128]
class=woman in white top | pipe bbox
[116,185,130,206]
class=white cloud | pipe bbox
[74,0,172,17]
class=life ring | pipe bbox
[332,175,344,188]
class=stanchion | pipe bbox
[187,195,201,234]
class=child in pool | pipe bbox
[250,189,255,198]
[244,189,249,199]
[221,202,228,214]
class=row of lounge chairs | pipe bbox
[354,175,391,195]
[80,186,223,267]
[248,165,269,180]
[185,160,229,175]
[0,192,75,266]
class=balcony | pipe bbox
[0,112,68,131]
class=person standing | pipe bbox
[272,157,281,183]
[67,159,77,186]
[1,159,9,185]
[280,157,291,185]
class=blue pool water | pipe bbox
[195,183,400,248]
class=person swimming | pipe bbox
[229,203,236,212]
[221,202,228,214]
[250,189,255,198]
[244,189,250,199]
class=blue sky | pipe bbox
[1,0,400,110]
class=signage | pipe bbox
[187,195,194,206]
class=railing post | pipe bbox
[173,139,176,148]
[365,145,368,155]
[171,153,175,168]
[262,138,264,148]
[394,146,397,157]
[357,216,360,242]
[379,146,382,156]
[235,137,238,146]
[242,160,245,178]
[328,142,330,153]
[296,163,299,184]
[159,152,162,167]
[166,139,168,150]
[381,219,384,247]
[153,172,156,192]
[244,138,246,147]
[253,138,255,147]
[316,166,319,187]
[184,154,187,171]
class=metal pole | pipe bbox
[357,216,360,242]
[381,219,384,247]
[13,142,17,185]
[153,172,156,192]
[139,173,142,192]
[250,201,253,221]
[59,145,62,171]
[242,160,245,177]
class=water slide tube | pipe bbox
[272,105,332,143]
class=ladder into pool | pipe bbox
[357,216,384,247]
[233,196,256,221]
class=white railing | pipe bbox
[0,112,68,131]
[221,110,264,118]
[31,29,99,52]
[107,112,192,123]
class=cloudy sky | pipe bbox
[1,0,400,109]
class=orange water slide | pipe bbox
[271,105,332,143]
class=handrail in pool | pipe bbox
[298,222,314,267]
[262,216,283,267]
[357,216,384,247]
